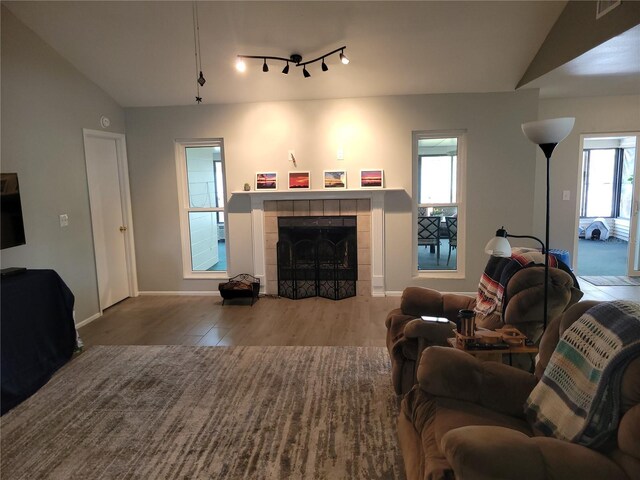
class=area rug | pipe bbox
[581,276,640,287]
[1,345,405,480]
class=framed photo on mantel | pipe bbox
[323,170,347,189]
[360,169,384,188]
[288,171,311,189]
[255,172,278,190]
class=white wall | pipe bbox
[536,95,640,266]
[1,8,126,322]
[125,90,540,293]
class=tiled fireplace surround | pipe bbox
[246,191,387,297]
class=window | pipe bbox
[176,140,228,277]
[414,132,465,275]
[581,146,635,219]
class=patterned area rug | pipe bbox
[1,345,405,480]
[581,276,640,286]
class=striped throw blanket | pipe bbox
[525,301,640,448]
[475,248,558,322]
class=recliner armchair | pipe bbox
[397,300,640,480]
[386,252,582,395]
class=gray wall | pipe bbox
[1,8,126,323]
[534,95,640,266]
[125,90,540,293]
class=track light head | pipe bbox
[303,66,311,78]
[282,62,289,74]
[262,59,269,73]
[321,58,328,72]
[235,58,246,72]
[340,50,349,65]
[197,71,206,86]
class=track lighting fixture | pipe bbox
[236,46,348,77]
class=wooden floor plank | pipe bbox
[79,295,401,348]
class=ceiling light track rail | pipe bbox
[236,46,348,77]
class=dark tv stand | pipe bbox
[1,267,26,277]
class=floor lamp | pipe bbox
[520,117,575,329]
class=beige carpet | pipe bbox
[1,345,405,479]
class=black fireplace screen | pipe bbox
[277,216,357,300]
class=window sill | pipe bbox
[183,271,228,280]
[414,271,465,280]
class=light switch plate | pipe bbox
[562,190,570,201]
[59,214,69,227]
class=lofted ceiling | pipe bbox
[3,1,639,108]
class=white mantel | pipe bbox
[233,189,402,297]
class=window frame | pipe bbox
[175,138,229,279]
[580,147,628,218]
[412,130,466,278]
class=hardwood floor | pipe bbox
[78,282,637,348]
[78,295,402,348]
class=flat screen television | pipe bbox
[1,173,26,250]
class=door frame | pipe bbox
[574,132,640,277]
[83,129,139,313]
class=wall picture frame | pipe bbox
[360,169,384,188]
[255,172,278,190]
[323,170,347,189]
[288,171,311,189]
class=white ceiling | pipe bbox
[4,1,638,108]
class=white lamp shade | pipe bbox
[521,117,575,145]
[484,236,512,257]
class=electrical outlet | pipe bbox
[59,214,69,227]
[562,190,570,201]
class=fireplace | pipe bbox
[243,191,390,297]
[277,216,357,300]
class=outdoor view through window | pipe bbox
[185,145,227,272]
[417,137,459,271]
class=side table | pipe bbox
[446,337,538,365]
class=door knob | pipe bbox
[119,226,127,232]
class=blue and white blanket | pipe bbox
[524,300,640,448]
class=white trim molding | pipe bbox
[75,312,102,328]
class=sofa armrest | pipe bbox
[417,346,537,417]
[404,318,455,341]
[441,426,629,480]
[400,287,475,322]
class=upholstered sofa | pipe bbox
[386,257,582,395]
[397,300,640,480]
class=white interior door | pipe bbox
[84,132,133,309]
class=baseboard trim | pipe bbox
[76,312,102,328]
[139,291,221,297]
